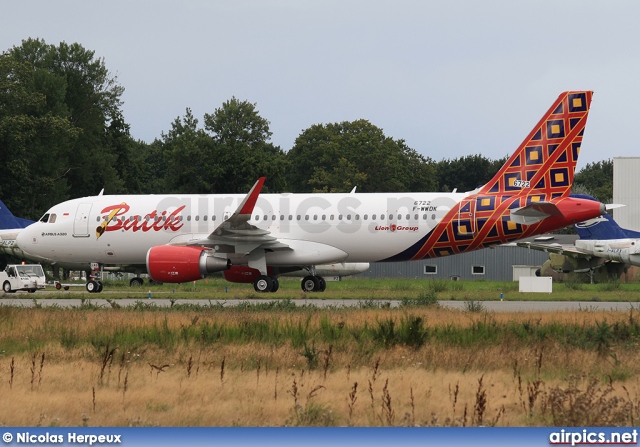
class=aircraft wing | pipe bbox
[171,177,291,255]
[516,241,593,259]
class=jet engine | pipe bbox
[146,245,230,283]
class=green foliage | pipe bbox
[464,299,485,312]
[203,97,287,193]
[286,119,437,193]
[300,341,320,369]
[574,159,613,203]
[436,154,507,193]
[400,289,439,307]
[371,315,428,348]
[289,402,338,426]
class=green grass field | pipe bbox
[42,276,640,302]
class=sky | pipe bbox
[2,1,640,169]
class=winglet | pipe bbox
[231,177,266,221]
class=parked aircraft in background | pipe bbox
[0,200,35,260]
[15,91,605,293]
[518,198,640,271]
[0,200,34,230]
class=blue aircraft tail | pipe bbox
[571,194,640,240]
[0,200,34,230]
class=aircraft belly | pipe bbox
[274,225,428,263]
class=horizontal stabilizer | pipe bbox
[510,202,563,225]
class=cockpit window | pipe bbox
[39,214,50,223]
[49,214,57,223]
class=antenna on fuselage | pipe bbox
[98,188,104,196]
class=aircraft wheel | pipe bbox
[86,280,98,293]
[96,281,104,293]
[28,289,36,294]
[3,281,12,293]
[130,277,144,287]
[301,275,320,292]
[317,276,326,292]
[254,275,274,293]
[270,277,280,293]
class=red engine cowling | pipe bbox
[223,266,275,283]
[146,245,230,283]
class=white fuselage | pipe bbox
[16,191,468,268]
[575,239,640,266]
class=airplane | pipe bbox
[0,200,34,230]
[517,196,640,271]
[15,91,605,294]
[0,197,369,288]
[0,199,35,260]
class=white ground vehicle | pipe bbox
[1,264,46,293]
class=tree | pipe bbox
[161,108,220,194]
[0,55,79,218]
[573,159,613,202]
[203,97,286,193]
[4,38,126,203]
[435,154,507,193]
[287,120,436,193]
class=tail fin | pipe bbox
[479,91,593,199]
[574,214,640,240]
[0,200,34,230]
[570,194,640,240]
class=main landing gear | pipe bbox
[86,279,103,293]
[253,275,280,293]
[301,275,326,292]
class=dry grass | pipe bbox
[1,306,640,426]
[2,354,640,427]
